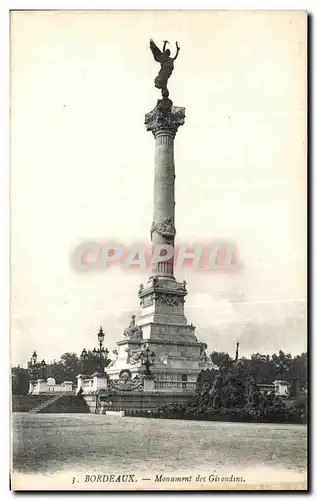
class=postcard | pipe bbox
[10,10,307,491]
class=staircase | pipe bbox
[45,394,90,413]
[30,394,90,414]
[29,394,64,413]
[12,394,91,414]
[12,394,57,413]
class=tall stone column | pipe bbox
[145,97,185,278]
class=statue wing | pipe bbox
[150,39,162,62]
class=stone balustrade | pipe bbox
[82,378,94,390]
[257,380,290,396]
[257,383,275,393]
[154,380,196,391]
[29,378,74,395]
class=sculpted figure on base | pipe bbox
[125,347,142,365]
[107,369,143,392]
[123,314,143,340]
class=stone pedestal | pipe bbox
[274,380,290,396]
[32,378,47,394]
[143,376,155,393]
[28,380,36,395]
[76,374,84,394]
[92,372,108,392]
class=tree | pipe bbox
[196,369,217,397]
[287,352,307,398]
[47,349,113,383]
[250,353,273,383]
[272,350,292,381]
[12,367,30,395]
[221,362,251,409]
[210,351,232,368]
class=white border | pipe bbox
[2,0,316,9]
[2,1,314,499]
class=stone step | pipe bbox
[29,394,63,413]
[29,394,91,414]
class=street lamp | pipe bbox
[28,351,41,380]
[39,359,46,379]
[80,348,88,374]
[140,346,155,376]
[97,326,105,345]
[275,360,289,381]
[92,326,109,373]
[31,350,37,366]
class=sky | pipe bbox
[10,10,307,367]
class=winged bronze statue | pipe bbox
[149,39,180,96]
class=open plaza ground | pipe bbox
[11,413,307,490]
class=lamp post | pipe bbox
[39,359,46,379]
[140,346,155,376]
[235,342,240,362]
[80,348,88,374]
[275,359,289,381]
[92,326,109,373]
[27,351,46,380]
[28,351,37,380]
[31,350,37,365]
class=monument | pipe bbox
[105,40,217,393]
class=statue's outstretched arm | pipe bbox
[173,41,180,61]
[162,40,169,53]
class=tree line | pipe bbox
[12,349,307,396]
[11,350,112,395]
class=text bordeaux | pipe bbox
[85,474,137,483]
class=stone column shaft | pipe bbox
[145,98,185,279]
[152,131,175,276]
[154,133,175,224]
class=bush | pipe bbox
[127,403,306,424]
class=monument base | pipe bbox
[106,276,218,391]
[83,391,194,414]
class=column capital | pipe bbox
[145,98,185,138]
